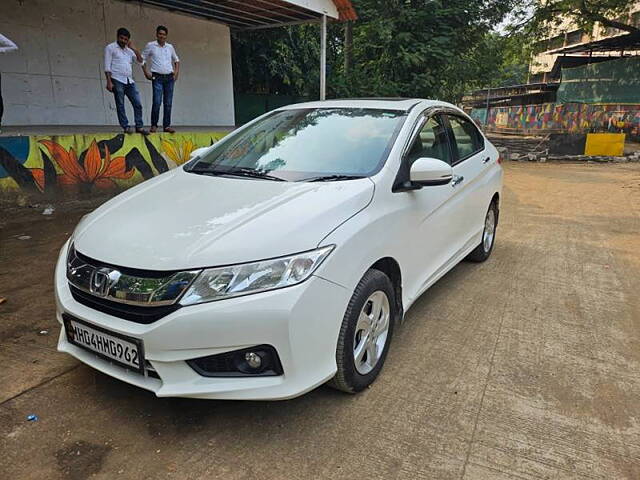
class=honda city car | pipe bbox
[55,98,503,400]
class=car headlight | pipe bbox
[179,246,334,305]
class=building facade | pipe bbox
[530,4,640,83]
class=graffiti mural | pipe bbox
[0,132,227,196]
[483,103,640,138]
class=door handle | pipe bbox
[452,175,464,187]
[482,156,491,164]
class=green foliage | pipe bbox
[481,33,532,87]
[232,25,321,97]
[232,0,531,102]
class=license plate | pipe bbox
[63,314,145,374]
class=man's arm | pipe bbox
[0,33,18,53]
[171,46,180,81]
[141,42,152,80]
[173,61,180,82]
[142,63,152,81]
[104,45,113,92]
[128,39,143,64]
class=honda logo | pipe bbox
[90,268,114,297]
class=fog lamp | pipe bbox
[187,344,283,377]
[245,352,262,369]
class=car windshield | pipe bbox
[187,108,406,181]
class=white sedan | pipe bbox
[55,99,503,400]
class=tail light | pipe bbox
[497,155,502,165]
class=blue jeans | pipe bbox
[112,79,143,129]
[151,73,175,128]
[0,72,4,126]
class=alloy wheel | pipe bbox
[353,290,390,375]
[483,208,496,253]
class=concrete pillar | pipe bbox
[320,14,327,100]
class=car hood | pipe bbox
[73,169,374,270]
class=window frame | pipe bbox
[392,107,455,192]
[400,109,455,164]
[407,113,454,165]
[443,113,485,166]
[393,106,487,192]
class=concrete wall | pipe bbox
[0,0,235,127]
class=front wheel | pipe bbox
[466,200,498,262]
[328,269,396,393]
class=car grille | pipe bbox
[68,247,198,306]
[66,247,195,324]
[70,285,181,324]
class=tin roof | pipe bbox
[131,0,357,29]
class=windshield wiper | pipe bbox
[225,167,286,181]
[300,174,367,182]
[188,166,286,182]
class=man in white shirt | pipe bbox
[142,25,180,133]
[104,28,148,135]
[0,33,18,130]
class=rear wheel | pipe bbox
[466,200,498,262]
[328,269,395,393]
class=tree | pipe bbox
[231,25,324,97]
[484,33,532,87]
[333,0,520,100]
[231,0,525,103]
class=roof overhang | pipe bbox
[549,31,640,54]
[127,0,357,29]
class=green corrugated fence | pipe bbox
[469,108,488,124]
[558,56,640,105]
[234,93,311,125]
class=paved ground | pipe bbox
[1,161,640,479]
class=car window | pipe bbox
[447,115,483,160]
[190,108,407,181]
[406,115,451,165]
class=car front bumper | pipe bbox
[54,246,351,400]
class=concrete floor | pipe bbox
[0,125,235,137]
[1,161,640,479]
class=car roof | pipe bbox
[277,98,457,112]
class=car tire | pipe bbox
[328,269,396,393]
[466,200,499,263]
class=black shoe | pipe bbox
[136,128,150,136]
[124,127,134,134]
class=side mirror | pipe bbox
[409,158,453,186]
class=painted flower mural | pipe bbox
[35,139,134,192]
[161,138,197,166]
[0,136,29,179]
[0,131,227,197]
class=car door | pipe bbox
[395,112,469,300]
[443,114,490,250]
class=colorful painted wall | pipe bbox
[483,103,640,137]
[0,132,227,197]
